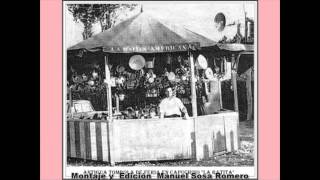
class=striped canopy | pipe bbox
[68,12,217,53]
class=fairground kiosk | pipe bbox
[66,12,243,165]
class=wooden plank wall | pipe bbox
[67,121,109,162]
[66,112,239,163]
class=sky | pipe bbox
[65,1,256,48]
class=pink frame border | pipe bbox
[40,0,280,179]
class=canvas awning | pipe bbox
[68,12,217,53]
[217,43,254,52]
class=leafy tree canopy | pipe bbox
[68,4,138,40]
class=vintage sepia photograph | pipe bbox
[63,1,257,179]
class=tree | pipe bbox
[68,4,138,40]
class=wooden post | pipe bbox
[105,55,115,166]
[106,87,112,118]
[69,87,73,118]
[189,51,197,117]
[189,50,200,161]
[105,55,112,119]
[231,55,240,149]
[218,78,223,110]
[219,58,223,109]
[246,67,253,121]
[231,55,239,112]
[107,119,115,166]
[115,94,120,113]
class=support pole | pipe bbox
[219,58,224,109]
[246,67,253,121]
[105,55,113,119]
[105,55,115,166]
[189,51,197,117]
[189,50,200,161]
[231,55,239,112]
[69,87,73,118]
[115,94,120,113]
[218,78,223,110]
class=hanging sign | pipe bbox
[103,42,200,53]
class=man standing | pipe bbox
[159,87,190,119]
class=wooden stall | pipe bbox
[66,11,241,164]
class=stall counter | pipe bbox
[67,111,239,163]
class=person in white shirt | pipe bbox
[159,87,190,119]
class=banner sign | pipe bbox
[102,42,200,53]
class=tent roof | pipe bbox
[68,12,217,53]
